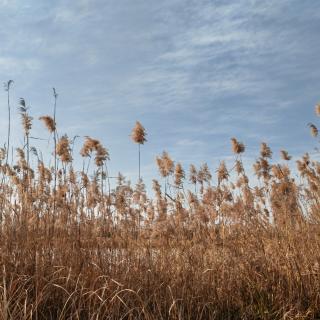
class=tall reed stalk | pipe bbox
[131,121,147,180]
[4,80,13,166]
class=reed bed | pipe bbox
[0,85,319,319]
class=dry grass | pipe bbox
[0,88,319,319]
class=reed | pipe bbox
[131,121,147,181]
[0,84,319,319]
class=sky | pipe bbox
[1,0,320,189]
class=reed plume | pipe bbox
[174,162,185,187]
[39,115,56,133]
[156,151,174,178]
[217,161,229,184]
[131,121,147,145]
[230,137,245,154]
[309,123,318,137]
[56,135,72,163]
[131,121,147,180]
[280,149,292,161]
[260,142,272,158]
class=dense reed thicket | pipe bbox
[0,83,319,319]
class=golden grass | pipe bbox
[0,89,319,319]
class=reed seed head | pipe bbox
[308,123,318,137]
[131,121,147,144]
[260,142,272,158]
[156,151,174,178]
[39,116,56,133]
[56,135,72,163]
[174,163,185,187]
[280,150,292,161]
[231,138,245,154]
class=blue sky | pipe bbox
[1,0,320,187]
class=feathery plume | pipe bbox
[95,144,109,167]
[174,163,185,187]
[189,164,197,185]
[217,161,229,184]
[131,121,147,144]
[131,121,147,180]
[280,150,292,161]
[156,151,174,178]
[39,116,56,133]
[260,142,272,158]
[308,123,318,137]
[80,137,100,157]
[231,138,245,154]
[56,135,72,163]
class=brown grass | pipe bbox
[0,89,319,319]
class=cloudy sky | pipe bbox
[1,0,320,187]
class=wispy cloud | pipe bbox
[0,0,319,188]
[0,57,41,73]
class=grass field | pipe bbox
[0,85,319,319]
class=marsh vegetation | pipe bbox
[0,83,319,319]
